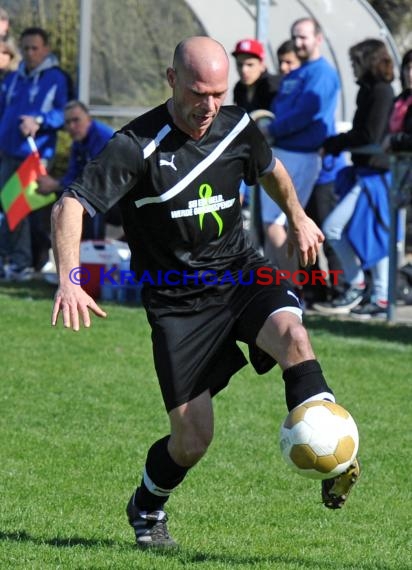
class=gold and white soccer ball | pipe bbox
[279,401,359,480]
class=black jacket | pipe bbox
[233,71,281,113]
[323,72,394,170]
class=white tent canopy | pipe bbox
[78,0,400,123]
[185,0,401,123]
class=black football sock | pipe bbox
[283,359,334,411]
[134,435,189,512]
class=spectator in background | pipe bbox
[260,39,301,262]
[276,39,300,76]
[246,39,300,249]
[232,37,280,113]
[0,7,10,40]
[313,39,395,319]
[297,29,347,303]
[37,100,117,240]
[268,36,344,305]
[259,17,340,282]
[384,49,412,304]
[0,27,71,280]
[385,49,412,151]
[303,152,347,306]
[232,38,280,247]
[0,36,20,83]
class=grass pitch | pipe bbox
[0,281,411,569]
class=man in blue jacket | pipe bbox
[37,100,115,239]
[260,18,340,280]
[0,27,71,280]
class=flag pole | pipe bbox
[27,135,38,154]
[0,136,54,231]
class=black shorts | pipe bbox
[142,278,302,412]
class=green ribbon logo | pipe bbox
[198,183,223,237]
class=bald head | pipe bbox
[173,36,229,78]
[167,36,229,140]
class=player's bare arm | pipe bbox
[258,159,324,267]
[51,194,107,330]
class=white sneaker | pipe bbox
[8,266,34,282]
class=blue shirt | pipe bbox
[317,152,347,185]
[0,55,71,159]
[269,57,340,152]
[61,119,114,188]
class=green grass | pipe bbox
[1,281,411,569]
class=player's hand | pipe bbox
[51,283,107,331]
[287,215,325,267]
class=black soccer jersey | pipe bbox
[69,103,275,281]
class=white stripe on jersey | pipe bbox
[135,112,250,209]
[142,124,172,159]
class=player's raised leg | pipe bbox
[321,458,361,509]
[256,309,360,508]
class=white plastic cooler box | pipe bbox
[80,239,131,299]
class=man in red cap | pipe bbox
[232,38,280,113]
[232,39,281,248]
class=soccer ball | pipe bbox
[279,401,359,480]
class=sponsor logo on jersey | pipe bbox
[170,182,235,237]
[159,154,177,171]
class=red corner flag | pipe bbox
[0,137,57,231]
